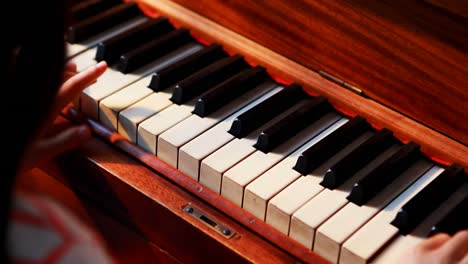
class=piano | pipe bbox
[30,0,467,263]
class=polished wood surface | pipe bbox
[60,109,329,263]
[38,115,312,263]
[136,0,467,171]
[141,0,468,147]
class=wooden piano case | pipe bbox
[29,0,467,263]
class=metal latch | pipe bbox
[183,204,236,239]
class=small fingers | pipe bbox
[63,62,78,82]
[440,230,468,262]
[19,125,92,172]
[419,233,451,251]
[63,70,77,82]
[61,61,107,99]
[53,61,107,117]
[65,61,77,72]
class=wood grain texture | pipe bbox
[40,115,310,264]
[141,0,467,147]
[135,0,468,172]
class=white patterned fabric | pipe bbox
[7,192,115,263]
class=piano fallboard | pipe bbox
[132,0,467,171]
[148,0,468,146]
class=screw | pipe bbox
[222,228,231,236]
[184,206,194,213]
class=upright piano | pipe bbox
[32,0,467,263]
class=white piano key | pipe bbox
[243,118,350,221]
[67,42,87,60]
[98,76,153,131]
[340,166,444,264]
[371,182,468,264]
[314,159,433,263]
[70,47,98,72]
[158,81,277,168]
[69,48,101,108]
[199,97,311,193]
[199,137,257,193]
[81,43,202,120]
[263,130,374,234]
[178,86,283,181]
[288,145,403,250]
[67,16,147,58]
[80,67,124,116]
[118,87,173,144]
[221,112,341,207]
[137,101,194,155]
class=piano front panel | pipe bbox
[57,1,468,263]
[42,117,301,264]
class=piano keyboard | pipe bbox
[66,2,468,263]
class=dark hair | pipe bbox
[1,1,69,262]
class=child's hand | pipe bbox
[400,230,468,263]
[19,61,107,172]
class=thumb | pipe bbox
[20,125,92,171]
[40,125,92,157]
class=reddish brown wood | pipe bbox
[146,0,467,146]
[40,115,314,263]
[135,0,467,172]
[59,110,328,263]
[15,168,181,264]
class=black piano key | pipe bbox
[347,142,421,206]
[254,96,332,153]
[117,28,194,74]
[67,2,142,43]
[95,17,174,64]
[148,44,228,92]
[293,115,370,175]
[170,54,249,104]
[321,128,397,189]
[429,195,468,236]
[193,66,270,117]
[391,163,466,235]
[70,0,121,23]
[228,83,306,138]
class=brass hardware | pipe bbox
[318,70,364,96]
[183,204,236,239]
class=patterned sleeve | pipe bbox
[7,192,115,264]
